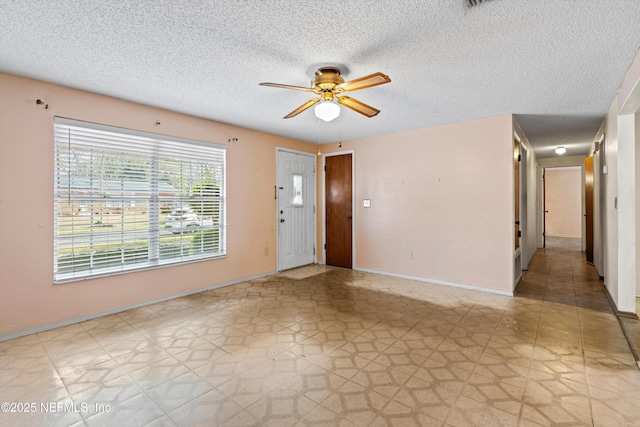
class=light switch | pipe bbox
[363,199,371,208]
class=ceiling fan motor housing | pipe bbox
[312,67,344,91]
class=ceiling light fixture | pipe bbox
[314,100,340,122]
[555,146,567,155]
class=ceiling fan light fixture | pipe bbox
[555,146,567,155]
[260,67,390,119]
[315,101,340,122]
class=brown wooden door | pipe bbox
[325,154,352,268]
[584,156,594,264]
[514,139,520,250]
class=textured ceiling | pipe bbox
[1,1,639,158]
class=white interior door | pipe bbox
[277,150,315,271]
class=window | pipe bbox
[54,118,225,282]
[292,174,303,206]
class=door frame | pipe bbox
[517,138,529,267]
[537,163,585,248]
[322,150,356,267]
[275,147,317,271]
[584,156,595,264]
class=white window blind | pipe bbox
[54,117,226,282]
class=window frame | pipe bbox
[53,117,226,283]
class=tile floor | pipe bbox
[1,252,640,426]
[515,237,612,313]
[516,236,640,366]
[621,298,640,362]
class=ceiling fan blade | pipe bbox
[335,72,391,93]
[259,82,315,92]
[284,98,321,119]
[337,96,380,118]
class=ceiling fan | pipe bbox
[259,67,391,121]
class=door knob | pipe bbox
[280,218,285,223]
[346,215,352,220]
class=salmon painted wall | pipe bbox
[544,167,583,238]
[0,72,316,336]
[318,115,514,293]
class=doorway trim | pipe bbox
[537,163,585,249]
[275,147,317,271]
[537,155,588,249]
[321,150,356,267]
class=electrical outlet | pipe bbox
[363,199,371,208]
[264,246,269,256]
[410,251,416,259]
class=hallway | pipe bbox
[516,237,612,313]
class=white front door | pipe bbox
[277,150,315,271]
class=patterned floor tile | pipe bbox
[288,338,340,366]
[0,356,61,388]
[372,344,429,377]
[375,400,443,426]
[85,393,165,427]
[143,415,179,427]
[59,358,127,392]
[71,373,145,419]
[81,314,132,334]
[472,355,528,388]
[100,334,155,359]
[246,388,318,427]
[589,386,640,426]
[113,344,174,373]
[520,399,593,426]
[193,354,252,388]
[168,389,243,426]
[321,380,390,426]
[349,361,411,399]
[483,334,535,366]
[391,376,458,422]
[1,239,637,427]
[528,356,587,384]
[127,354,190,391]
[412,355,472,393]
[0,406,84,427]
[428,347,481,373]
[459,373,524,416]
[295,404,359,426]
[339,333,394,361]
[447,395,519,427]
[137,324,193,344]
[287,365,348,404]
[147,371,213,413]
[172,341,230,370]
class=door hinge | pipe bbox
[518,231,521,237]
[313,246,316,255]
[324,165,326,171]
[324,243,326,250]
[313,205,315,214]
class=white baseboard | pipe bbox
[0,271,276,342]
[353,267,514,297]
